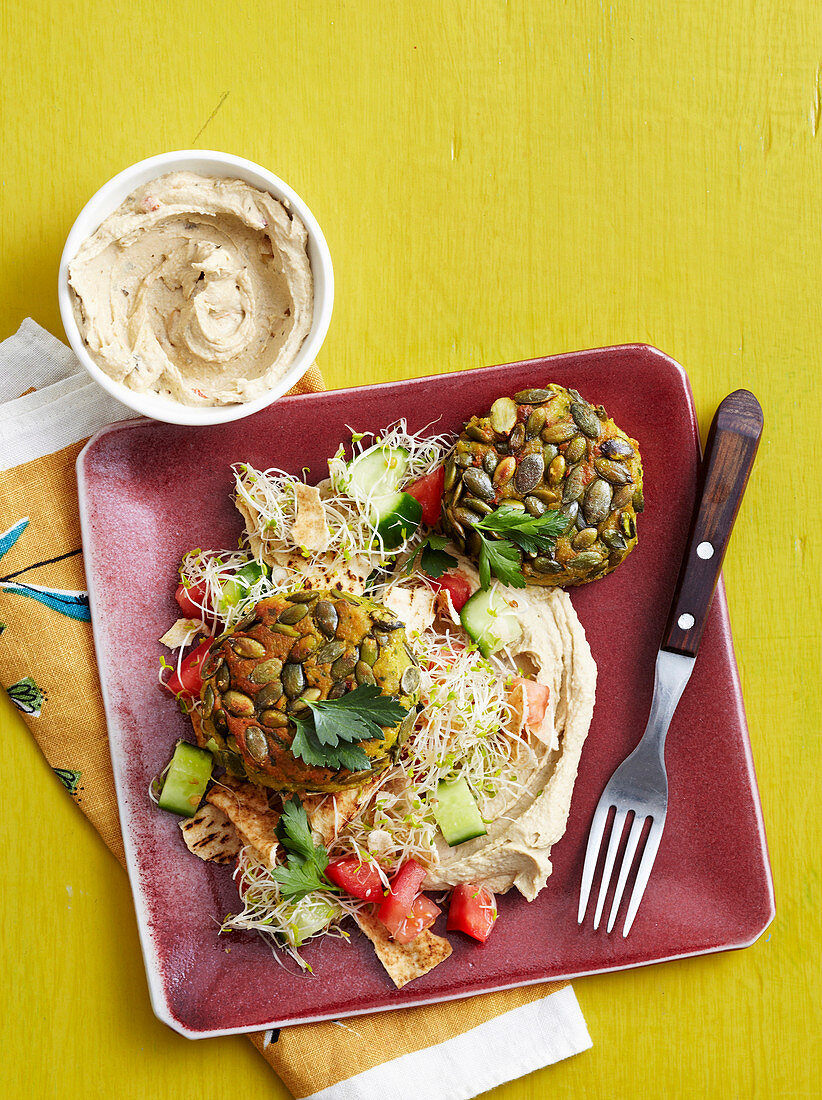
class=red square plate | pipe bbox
[76,345,774,1038]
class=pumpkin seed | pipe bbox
[594,458,632,485]
[498,498,526,513]
[564,434,587,465]
[620,512,637,539]
[230,636,267,659]
[300,687,323,703]
[215,664,230,693]
[525,494,548,516]
[249,658,283,684]
[444,459,458,492]
[260,707,289,728]
[314,639,346,664]
[562,464,586,503]
[600,529,627,551]
[202,684,215,719]
[360,637,379,666]
[515,452,545,494]
[355,661,377,685]
[373,619,403,632]
[290,635,318,663]
[583,478,613,526]
[492,456,516,486]
[282,663,306,698]
[600,437,634,459]
[245,727,269,763]
[255,681,284,708]
[490,397,518,433]
[483,450,499,476]
[510,423,526,450]
[464,498,493,516]
[314,600,338,636]
[331,651,359,679]
[541,421,577,444]
[288,698,310,716]
[212,709,228,732]
[401,664,421,694]
[525,407,547,439]
[542,443,559,465]
[466,422,494,443]
[279,603,309,625]
[548,454,566,486]
[532,555,563,574]
[632,487,645,513]
[223,690,255,717]
[452,506,479,528]
[287,591,318,603]
[201,653,223,679]
[570,401,601,439]
[328,681,349,699]
[514,388,552,404]
[462,467,495,501]
[235,613,258,631]
[455,451,472,468]
[272,623,300,637]
[610,484,634,512]
[568,550,604,571]
[572,527,599,550]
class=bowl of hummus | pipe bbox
[59,150,333,426]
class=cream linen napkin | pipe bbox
[0,319,592,1100]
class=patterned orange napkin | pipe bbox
[0,320,591,1100]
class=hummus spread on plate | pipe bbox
[68,171,314,407]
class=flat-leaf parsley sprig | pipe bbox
[472,508,568,589]
[290,684,410,772]
[272,796,334,901]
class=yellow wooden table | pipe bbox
[1,2,819,1097]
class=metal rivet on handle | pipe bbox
[696,541,714,559]
[678,613,695,630]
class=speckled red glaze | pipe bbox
[77,345,774,1038]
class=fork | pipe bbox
[578,389,763,936]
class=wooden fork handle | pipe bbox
[662,389,763,659]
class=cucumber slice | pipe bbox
[433,778,487,846]
[376,491,422,549]
[347,444,409,506]
[157,741,213,817]
[218,560,268,610]
[460,586,522,658]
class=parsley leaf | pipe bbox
[289,684,410,772]
[473,508,568,589]
[406,534,459,579]
[272,796,332,901]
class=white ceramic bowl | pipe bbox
[58,150,334,426]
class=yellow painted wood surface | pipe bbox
[1,2,820,1097]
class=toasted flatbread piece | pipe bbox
[383,584,437,637]
[290,483,330,551]
[302,777,383,846]
[179,803,241,864]
[355,909,452,989]
[206,777,281,866]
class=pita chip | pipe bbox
[384,584,437,637]
[302,778,383,846]
[355,909,452,989]
[179,802,242,864]
[290,483,330,551]
[206,777,281,866]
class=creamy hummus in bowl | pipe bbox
[59,151,333,426]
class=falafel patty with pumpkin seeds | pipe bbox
[441,383,643,587]
[194,590,421,792]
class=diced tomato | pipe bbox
[175,579,211,620]
[447,883,498,942]
[325,856,385,902]
[165,637,212,699]
[511,676,551,731]
[405,466,446,527]
[376,858,427,936]
[393,894,441,944]
[430,571,473,612]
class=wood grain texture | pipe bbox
[1,1,820,1098]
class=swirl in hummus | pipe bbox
[68,171,314,407]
